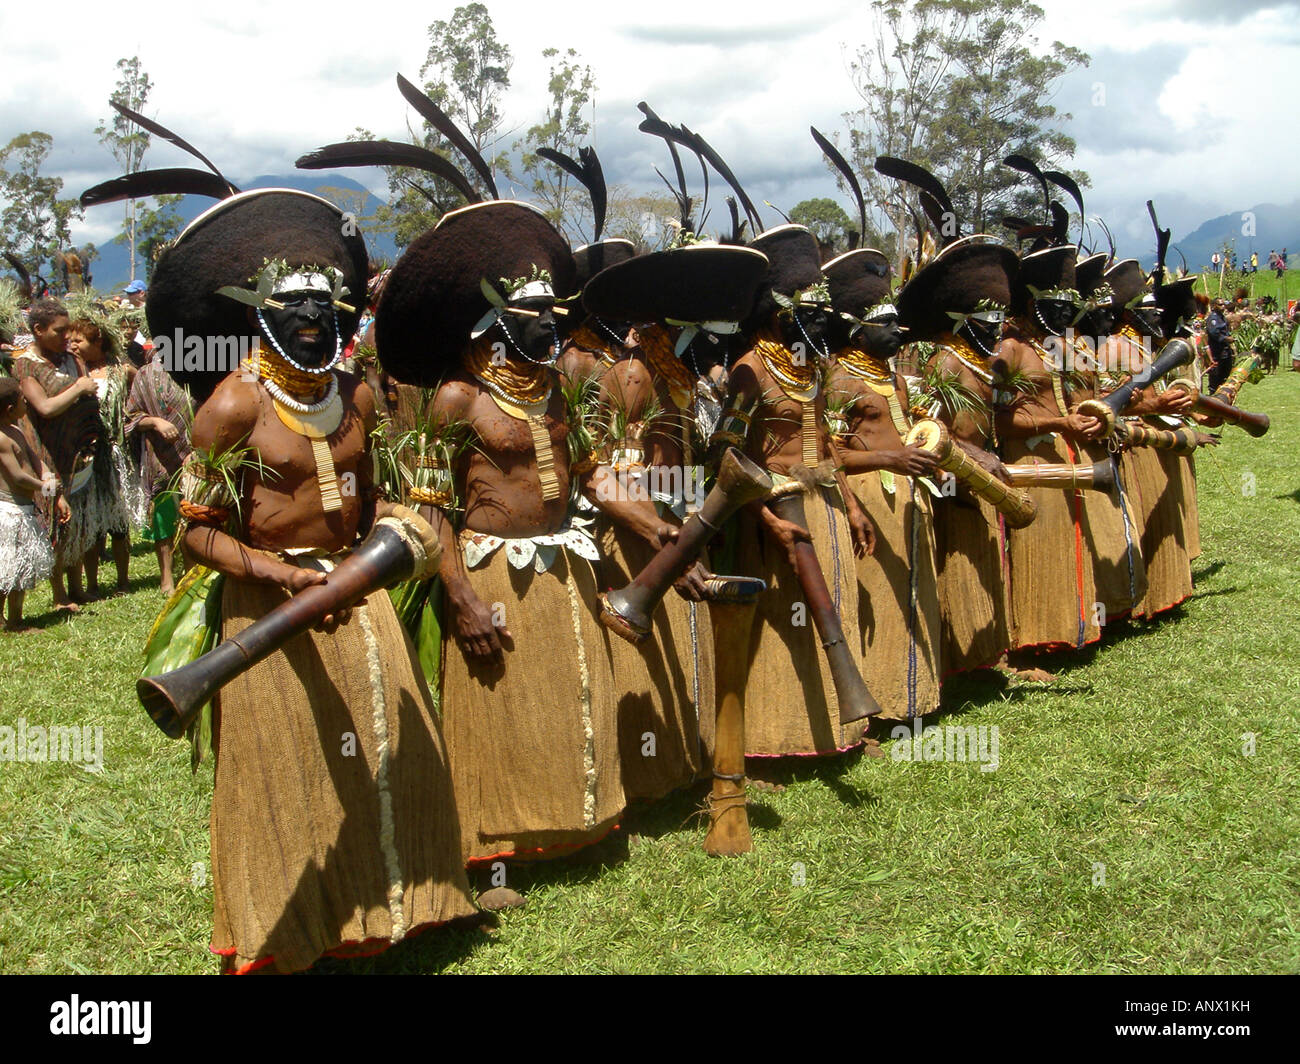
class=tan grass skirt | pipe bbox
[738,483,868,756]
[932,490,1011,673]
[1076,442,1147,620]
[1178,453,1201,560]
[596,521,710,802]
[440,539,625,863]
[1003,434,1100,651]
[847,471,942,719]
[1121,441,1193,618]
[211,571,476,974]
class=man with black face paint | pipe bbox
[1056,252,1149,627]
[723,224,877,758]
[824,248,943,722]
[995,245,1107,655]
[149,189,477,973]
[1092,258,1196,618]
[375,201,677,905]
[895,237,1020,676]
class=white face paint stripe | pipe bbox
[512,280,555,300]
[274,271,333,295]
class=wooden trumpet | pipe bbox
[598,447,772,644]
[702,575,766,857]
[1211,352,1261,405]
[1117,422,1201,456]
[1166,378,1269,437]
[1075,337,1194,436]
[138,517,434,740]
[765,484,881,726]
[1003,459,1116,493]
[904,420,1037,529]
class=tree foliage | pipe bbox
[0,132,83,280]
[790,198,854,254]
[133,195,184,281]
[365,3,513,249]
[95,56,153,281]
[842,0,1088,269]
[512,48,597,243]
[603,185,680,254]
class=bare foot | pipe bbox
[73,588,97,604]
[114,582,131,597]
[160,584,176,597]
[53,602,82,614]
[477,887,526,911]
[862,737,887,759]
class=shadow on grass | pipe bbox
[304,912,494,975]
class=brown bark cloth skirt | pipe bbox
[847,470,943,720]
[1076,441,1147,622]
[1119,437,1193,618]
[1003,433,1101,651]
[932,488,1011,673]
[210,563,476,974]
[596,518,711,802]
[440,533,626,863]
[738,481,869,756]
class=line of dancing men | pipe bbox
[87,99,1260,973]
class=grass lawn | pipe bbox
[1,372,1297,975]
[1201,266,1300,307]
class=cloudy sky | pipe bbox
[2,0,1297,260]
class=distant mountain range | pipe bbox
[42,180,1300,290]
[78,173,398,292]
[1149,200,1300,274]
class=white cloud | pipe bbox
[0,0,1295,264]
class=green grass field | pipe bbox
[1202,266,1300,307]
[1,373,1298,975]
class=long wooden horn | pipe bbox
[138,519,432,739]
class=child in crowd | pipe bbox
[0,378,69,630]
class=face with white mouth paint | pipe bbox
[262,290,337,367]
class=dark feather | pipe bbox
[4,252,31,295]
[403,179,441,207]
[811,126,866,251]
[652,165,692,229]
[765,201,792,226]
[676,124,763,234]
[536,145,607,240]
[726,197,746,244]
[80,167,238,208]
[1004,153,1050,219]
[396,73,497,198]
[1044,169,1084,244]
[109,101,232,190]
[1147,200,1170,284]
[874,156,957,244]
[638,104,692,230]
[1049,201,1069,245]
[296,141,479,204]
[1002,215,1034,231]
[1174,246,1188,274]
[1096,217,1116,264]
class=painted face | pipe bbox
[860,314,904,359]
[778,303,832,358]
[962,314,1003,354]
[1129,305,1162,337]
[35,315,70,357]
[1034,298,1076,335]
[1087,306,1117,338]
[501,294,559,363]
[261,290,338,367]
